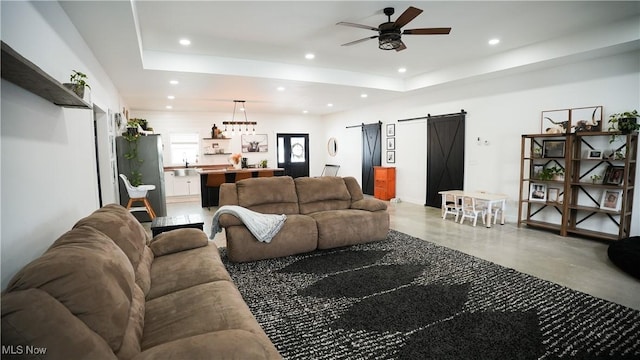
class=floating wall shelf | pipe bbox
[1,41,91,109]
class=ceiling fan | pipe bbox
[337,6,451,51]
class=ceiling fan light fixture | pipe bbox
[378,30,402,50]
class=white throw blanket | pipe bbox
[210,205,287,243]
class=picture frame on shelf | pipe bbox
[571,105,602,133]
[600,189,623,212]
[586,149,603,159]
[386,124,395,137]
[387,151,395,163]
[547,188,560,203]
[532,164,544,180]
[541,109,570,134]
[386,137,395,150]
[603,166,624,185]
[529,183,547,202]
[543,140,565,158]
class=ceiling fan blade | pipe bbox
[403,27,451,35]
[341,35,378,47]
[395,41,407,52]
[394,6,423,28]
[336,22,378,31]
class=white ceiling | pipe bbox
[60,1,640,115]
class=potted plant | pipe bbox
[608,110,639,142]
[540,166,564,181]
[63,70,91,98]
[590,173,602,184]
[259,159,268,168]
[126,118,142,136]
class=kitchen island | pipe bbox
[199,168,285,208]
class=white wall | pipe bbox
[132,110,327,176]
[1,1,124,288]
[322,50,640,235]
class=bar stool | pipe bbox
[119,174,156,219]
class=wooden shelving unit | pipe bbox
[1,41,91,109]
[202,138,230,156]
[518,132,637,241]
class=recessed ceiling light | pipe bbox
[305,53,315,60]
[361,94,368,98]
[277,86,285,91]
[166,105,173,109]
[167,95,175,100]
[488,38,500,45]
[169,80,179,85]
[398,67,407,73]
[327,103,333,107]
[302,110,309,114]
[179,38,191,46]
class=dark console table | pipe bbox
[150,214,205,237]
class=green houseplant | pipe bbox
[608,110,639,143]
[63,70,91,98]
[122,119,144,186]
[539,166,564,181]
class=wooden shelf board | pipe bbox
[203,153,232,155]
[1,41,91,109]
[521,220,562,231]
[565,228,619,241]
[202,138,231,140]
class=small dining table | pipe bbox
[438,190,508,228]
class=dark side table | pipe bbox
[150,214,205,237]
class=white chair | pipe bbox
[459,196,485,227]
[441,193,461,222]
[119,174,157,219]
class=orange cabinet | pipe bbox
[374,166,396,201]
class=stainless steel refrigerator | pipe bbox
[116,134,166,222]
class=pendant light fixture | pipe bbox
[223,100,256,138]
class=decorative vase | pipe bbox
[234,162,242,170]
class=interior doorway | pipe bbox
[277,133,309,178]
[425,112,465,207]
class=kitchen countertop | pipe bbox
[197,167,284,174]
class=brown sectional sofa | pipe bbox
[1,204,281,360]
[218,176,389,262]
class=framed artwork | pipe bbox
[541,109,570,134]
[571,106,602,133]
[603,166,624,185]
[543,140,565,158]
[600,189,623,211]
[547,188,560,202]
[387,151,395,163]
[532,164,544,180]
[586,149,603,159]
[529,183,547,202]
[386,137,395,150]
[386,124,395,137]
[241,134,268,153]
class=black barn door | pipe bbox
[426,113,465,207]
[362,123,382,195]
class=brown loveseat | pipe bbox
[1,204,280,360]
[218,176,389,262]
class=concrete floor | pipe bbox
[158,197,640,311]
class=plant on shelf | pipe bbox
[532,146,542,158]
[608,110,639,143]
[539,166,564,181]
[63,70,91,98]
[259,159,268,168]
[590,173,602,184]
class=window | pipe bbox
[170,133,199,165]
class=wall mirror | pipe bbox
[328,137,337,156]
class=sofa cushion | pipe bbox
[226,214,318,262]
[135,246,154,296]
[150,228,208,257]
[74,203,150,269]
[1,288,117,360]
[116,285,145,360]
[310,209,389,249]
[236,176,300,214]
[147,242,232,300]
[5,225,135,352]
[343,176,365,201]
[134,330,275,360]
[295,177,351,214]
[143,282,277,357]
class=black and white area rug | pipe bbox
[222,230,640,359]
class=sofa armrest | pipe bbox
[351,198,387,212]
[218,213,243,227]
[150,228,208,256]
